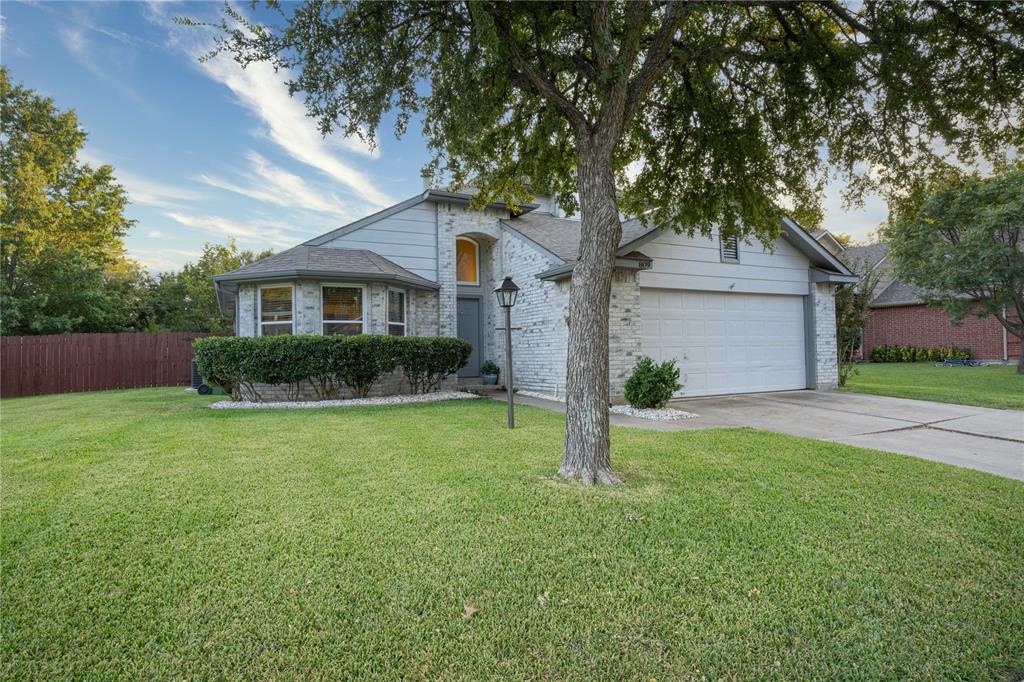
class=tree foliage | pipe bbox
[834,263,879,387]
[881,163,1024,371]
[151,240,272,333]
[0,68,148,334]
[200,1,1024,482]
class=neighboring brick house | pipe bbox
[215,185,855,400]
[814,234,1020,362]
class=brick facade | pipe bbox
[811,282,839,390]
[864,303,1019,361]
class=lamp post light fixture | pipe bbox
[494,276,520,428]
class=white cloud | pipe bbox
[129,247,203,273]
[146,229,167,239]
[198,54,392,207]
[163,211,302,249]
[119,172,205,209]
[196,151,355,217]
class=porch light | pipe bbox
[494,276,520,308]
[494,276,520,428]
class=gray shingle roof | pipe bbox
[840,243,887,273]
[871,279,926,306]
[502,212,654,262]
[214,245,438,289]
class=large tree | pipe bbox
[205,1,1024,483]
[882,163,1024,372]
[152,240,273,332]
[0,68,151,335]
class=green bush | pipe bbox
[480,360,500,376]
[396,336,472,394]
[623,356,682,409]
[869,344,971,363]
[193,334,470,401]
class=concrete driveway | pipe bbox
[506,390,1024,480]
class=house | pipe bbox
[214,186,856,400]
[818,237,1020,362]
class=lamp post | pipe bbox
[494,276,520,429]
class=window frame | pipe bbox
[455,236,481,286]
[387,287,407,337]
[257,283,295,337]
[720,234,740,263]
[320,283,366,336]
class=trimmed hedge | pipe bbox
[869,344,971,363]
[193,334,470,401]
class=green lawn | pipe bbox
[843,362,1024,410]
[3,389,1023,680]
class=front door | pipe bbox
[457,297,481,377]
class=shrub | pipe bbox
[868,343,972,363]
[396,336,472,393]
[194,334,470,401]
[623,356,682,409]
[481,360,500,376]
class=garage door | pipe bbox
[640,289,807,397]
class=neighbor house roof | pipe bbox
[841,243,887,273]
[214,245,439,290]
[870,279,928,307]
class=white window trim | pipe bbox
[257,284,295,336]
[321,283,366,335]
[456,236,481,286]
[387,287,408,336]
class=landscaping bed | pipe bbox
[3,388,1022,679]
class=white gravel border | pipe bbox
[519,390,697,421]
[209,391,479,410]
[609,405,698,421]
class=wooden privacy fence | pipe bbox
[1,332,227,398]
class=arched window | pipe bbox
[456,237,479,285]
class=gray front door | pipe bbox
[457,297,481,377]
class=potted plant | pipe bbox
[480,360,500,385]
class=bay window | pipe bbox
[259,285,293,336]
[388,289,406,336]
[322,285,364,335]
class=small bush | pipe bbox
[623,356,682,409]
[480,360,500,376]
[194,334,470,401]
[869,344,971,363]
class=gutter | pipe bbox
[213,269,440,291]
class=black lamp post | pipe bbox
[494,276,519,428]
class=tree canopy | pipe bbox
[203,0,1024,483]
[882,162,1024,371]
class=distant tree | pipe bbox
[153,240,272,332]
[882,163,1024,372]
[204,1,1024,483]
[0,68,152,335]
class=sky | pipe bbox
[1,1,890,273]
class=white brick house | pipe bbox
[215,187,856,399]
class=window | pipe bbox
[387,289,406,336]
[720,235,740,262]
[322,285,364,335]
[259,285,293,336]
[456,237,479,285]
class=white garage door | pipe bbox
[641,289,807,397]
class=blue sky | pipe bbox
[1,1,888,272]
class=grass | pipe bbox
[2,389,1023,680]
[843,362,1024,410]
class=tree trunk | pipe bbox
[1017,337,1024,374]
[560,142,623,485]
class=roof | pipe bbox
[213,245,439,290]
[841,243,887,273]
[870,279,926,307]
[500,212,653,262]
